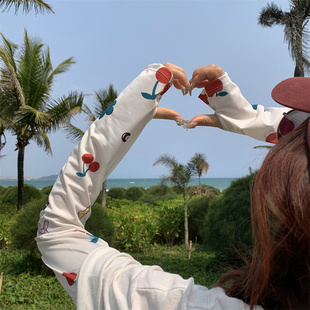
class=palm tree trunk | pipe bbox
[17,145,25,211]
[183,188,189,250]
[101,180,107,209]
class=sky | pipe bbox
[0,0,298,179]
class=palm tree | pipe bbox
[153,154,194,249]
[0,30,83,210]
[0,0,53,14]
[189,153,209,186]
[64,84,118,208]
[258,0,310,77]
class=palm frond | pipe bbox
[153,153,178,170]
[49,56,75,78]
[32,131,52,154]
[258,2,284,27]
[47,91,84,130]
[63,123,84,143]
[0,0,54,14]
[0,33,25,106]
[14,105,52,129]
[93,84,118,118]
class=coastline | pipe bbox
[0,177,237,192]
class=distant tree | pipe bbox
[189,153,209,186]
[153,154,194,249]
[65,84,118,208]
[0,0,53,14]
[258,0,310,77]
[0,30,83,210]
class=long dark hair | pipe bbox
[218,120,310,309]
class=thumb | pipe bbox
[185,114,223,129]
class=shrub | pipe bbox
[187,196,210,242]
[154,199,183,246]
[202,173,255,258]
[85,203,115,246]
[107,187,127,200]
[1,184,43,207]
[0,213,13,248]
[108,197,184,251]
[41,185,53,196]
[9,197,47,252]
[125,187,145,201]
[143,185,177,204]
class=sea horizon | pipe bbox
[0,177,237,192]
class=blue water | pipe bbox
[0,177,236,191]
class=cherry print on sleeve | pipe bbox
[62,272,77,286]
[199,79,228,104]
[141,67,172,100]
[76,153,100,177]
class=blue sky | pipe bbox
[0,0,297,178]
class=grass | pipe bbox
[0,246,225,309]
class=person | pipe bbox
[36,62,310,309]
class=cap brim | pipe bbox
[271,77,310,113]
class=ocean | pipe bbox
[0,177,236,192]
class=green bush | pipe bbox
[1,184,44,207]
[108,197,184,251]
[40,185,53,196]
[154,199,183,246]
[9,197,47,253]
[202,173,255,258]
[125,187,146,201]
[143,185,177,204]
[0,213,13,248]
[187,196,210,242]
[107,187,127,200]
[85,203,115,246]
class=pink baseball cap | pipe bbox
[272,77,310,150]
[271,77,310,112]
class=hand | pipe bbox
[154,107,190,126]
[188,64,225,94]
[163,62,190,95]
[184,114,223,129]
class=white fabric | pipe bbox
[200,73,290,142]
[36,63,278,310]
[76,246,262,310]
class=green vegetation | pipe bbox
[0,175,255,308]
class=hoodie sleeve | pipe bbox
[198,73,290,143]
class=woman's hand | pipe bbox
[185,114,223,129]
[188,64,225,94]
[163,62,190,94]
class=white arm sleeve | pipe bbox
[198,73,290,143]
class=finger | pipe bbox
[153,107,182,121]
[183,114,223,129]
[164,62,190,89]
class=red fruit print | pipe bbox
[156,67,172,84]
[82,153,94,164]
[198,93,209,104]
[62,272,77,286]
[205,79,223,97]
[265,132,277,144]
[160,83,171,96]
[89,161,100,172]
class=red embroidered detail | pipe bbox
[62,272,77,286]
